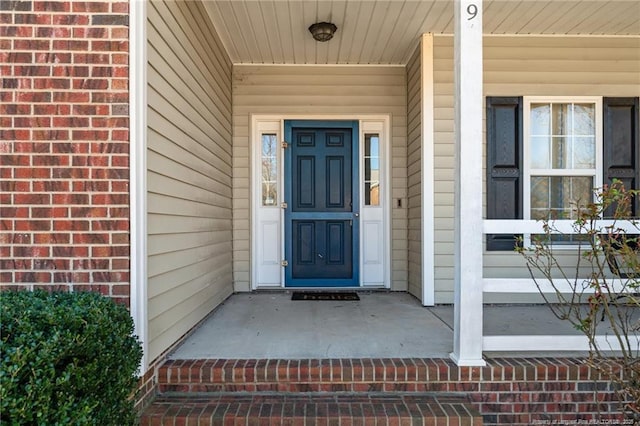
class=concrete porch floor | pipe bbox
[169,292,601,360]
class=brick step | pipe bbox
[140,393,483,425]
[147,357,627,425]
[158,358,473,393]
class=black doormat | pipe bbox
[291,292,360,301]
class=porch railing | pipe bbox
[480,219,640,352]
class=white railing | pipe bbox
[483,219,639,234]
[483,335,640,352]
[480,219,639,353]
[483,278,633,294]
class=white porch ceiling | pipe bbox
[202,0,640,65]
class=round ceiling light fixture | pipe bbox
[308,22,337,42]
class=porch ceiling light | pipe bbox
[309,22,337,42]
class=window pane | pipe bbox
[573,136,595,169]
[531,176,593,244]
[530,102,596,171]
[573,104,595,136]
[262,134,277,157]
[261,161,277,184]
[530,176,593,220]
[364,133,380,206]
[530,136,550,169]
[261,134,277,206]
[552,103,571,135]
[530,104,550,135]
[551,136,569,169]
[262,183,277,205]
[530,176,550,219]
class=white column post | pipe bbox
[129,0,148,371]
[421,34,435,306]
[450,0,486,366]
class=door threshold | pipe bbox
[251,287,389,292]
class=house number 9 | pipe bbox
[467,4,478,20]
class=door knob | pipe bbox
[318,254,324,259]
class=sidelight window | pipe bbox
[364,133,380,206]
[261,134,278,206]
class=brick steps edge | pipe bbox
[149,358,627,425]
[158,358,479,392]
[140,393,483,426]
[156,357,591,393]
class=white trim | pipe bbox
[232,63,407,68]
[522,97,603,247]
[483,219,640,234]
[527,169,598,177]
[449,353,487,367]
[384,116,392,289]
[280,119,286,287]
[251,114,393,121]
[250,114,392,289]
[434,34,640,39]
[484,335,639,352]
[129,0,148,370]
[421,34,435,306]
[482,34,640,39]
[483,278,635,294]
[451,0,485,367]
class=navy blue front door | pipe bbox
[284,121,359,287]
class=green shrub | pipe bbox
[0,290,142,425]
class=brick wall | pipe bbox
[157,357,631,425]
[0,0,130,303]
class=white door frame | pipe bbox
[250,114,392,290]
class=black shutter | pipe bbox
[603,97,640,216]
[486,97,523,251]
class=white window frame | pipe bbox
[522,96,603,247]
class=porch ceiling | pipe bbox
[203,0,640,65]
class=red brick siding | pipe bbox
[0,1,130,303]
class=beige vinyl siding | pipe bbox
[433,36,455,303]
[433,35,640,303]
[232,65,408,291]
[406,47,422,299]
[147,0,233,362]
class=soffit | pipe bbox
[203,1,640,65]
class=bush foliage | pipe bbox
[0,290,142,425]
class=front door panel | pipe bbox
[285,121,359,287]
[292,220,352,279]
